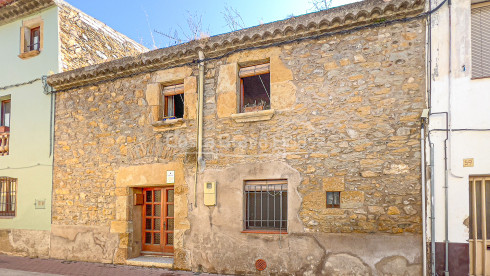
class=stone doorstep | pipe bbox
[125,255,173,269]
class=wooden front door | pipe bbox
[470,177,490,276]
[142,187,174,254]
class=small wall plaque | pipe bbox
[463,158,474,167]
[167,171,175,184]
[35,199,46,209]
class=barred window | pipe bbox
[244,179,287,231]
[0,177,17,217]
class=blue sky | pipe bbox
[64,0,360,49]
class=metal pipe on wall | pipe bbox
[194,50,205,207]
[430,142,436,276]
[421,120,427,276]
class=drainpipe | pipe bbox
[430,141,436,276]
[194,50,205,207]
[421,117,427,276]
[445,0,452,274]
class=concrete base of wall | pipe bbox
[0,229,50,258]
[185,232,422,275]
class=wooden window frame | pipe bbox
[161,83,184,119]
[239,63,271,113]
[243,179,288,234]
[29,26,40,51]
[0,177,17,218]
[1,99,10,131]
[326,191,341,208]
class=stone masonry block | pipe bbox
[145,83,160,106]
[341,191,364,209]
[110,221,129,233]
[323,176,345,191]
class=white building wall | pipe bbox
[430,0,490,249]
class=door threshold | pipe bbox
[140,251,174,257]
[126,255,173,269]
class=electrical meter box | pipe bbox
[204,181,216,206]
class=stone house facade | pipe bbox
[0,0,146,258]
[47,0,427,274]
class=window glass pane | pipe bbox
[154,218,160,230]
[145,232,151,244]
[146,205,152,216]
[167,218,174,230]
[145,219,152,230]
[166,96,174,117]
[174,93,184,118]
[154,190,161,202]
[167,233,173,245]
[167,189,174,203]
[153,204,160,216]
[146,191,152,202]
[167,204,174,217]
[154,233,160,245]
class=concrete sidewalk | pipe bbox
[0,255,219,276]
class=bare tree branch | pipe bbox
[222,5,245,31]
[310,0,332,11]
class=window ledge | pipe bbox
[18,50,40,60]
[152,118,186,132]
[231,109,274,123]
[241,230,287,234]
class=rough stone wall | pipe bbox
[58,2,147,71]
[52,19,426,274]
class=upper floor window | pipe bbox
[28,26,40,52]
[0,177,17,217]
[239,63,270,113]
[162,83,184,119]
[471,3,490,79]
[1,99,10,131]
[19,17,43,59]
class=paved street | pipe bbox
[0,255,220,276]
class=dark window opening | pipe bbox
[240,63,271,113]
[162,83,184,119]
[326,192,340,208]
[245,180,287,231]
[0,177,17,217]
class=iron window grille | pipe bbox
[244,179,287,231]
[0,177,17,217]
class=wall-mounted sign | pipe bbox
[463,158,474,167]
[167,171,175,184]
[35,199,46,209]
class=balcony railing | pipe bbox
[0,132,9,156]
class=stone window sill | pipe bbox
[18,50,40,60]
[241,230,287,234]
[231,109,274,123]
[152,118,186,132]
